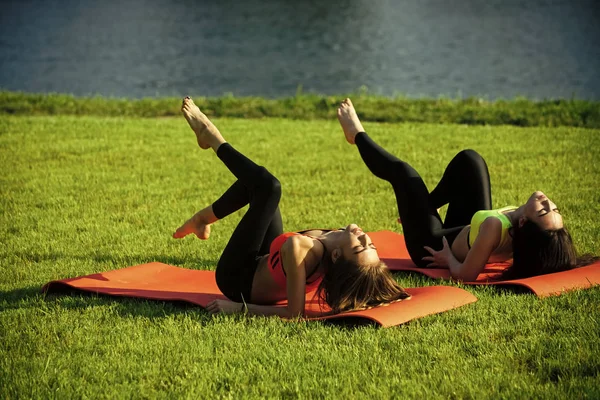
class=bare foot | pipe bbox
[173,213,212,240]
[337,98,365,145]
[181,97,224,150]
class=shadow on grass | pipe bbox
[0,285,477,329]
[3,265,533,330]
[392,270,536,296]
[0,285,215,324]
[49,291,213,322]
[0,285,44,310]
[10,250,218,269]
[1,252,218,324]
[0,284,194,316]
[41,290,380,328]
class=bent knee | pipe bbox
[457,149,485,164]
[215,263,237,298]
[255,167,282,197]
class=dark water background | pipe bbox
[1,0,599,99]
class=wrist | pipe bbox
[448,255,462,271]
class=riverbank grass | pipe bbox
[1,115,599,398]
[2,90,600,127]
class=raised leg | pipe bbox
[339,98,468,267]
[211,179,283,256]
[214,143,283,302]
[429,150,492,229]
[177,97,284,301]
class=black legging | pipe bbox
[355,132,492,267]
[211,143,284,302]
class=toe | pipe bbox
[173,226,188,239]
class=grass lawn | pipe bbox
[1,114,599,398]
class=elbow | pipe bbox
[450,260,483,282]
[454,270,479,282]
[286,307,304,319]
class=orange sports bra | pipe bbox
[267,232,326,292]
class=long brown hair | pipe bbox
[315,257,410,314]
[503,221,598,279]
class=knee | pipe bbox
[457,149,481,159]
[454,149,488,171]
[457,149,484,164]
[215,262,232,293]
[255,167,282,198]
[389,160,415,180]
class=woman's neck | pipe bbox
[506,205,525,226]
[316,231,342,255]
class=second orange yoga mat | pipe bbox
[368,230,600,297]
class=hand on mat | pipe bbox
[206,299,243,315]
[422,237,452,268]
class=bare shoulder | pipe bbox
[281,235,316,253]
[477,217,502,244]
[481,216,502,232]
[279,235,321,273]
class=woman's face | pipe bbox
[333,224,381,265]
[523,191,563,230]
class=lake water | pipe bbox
[1,0,599,100]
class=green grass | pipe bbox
[2,90,600,128]
[1,114,599,398]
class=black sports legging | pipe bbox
[211,143,284,302]
[355,132,492,267]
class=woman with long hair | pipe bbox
[337,98,596,281]
[174,97,410,316]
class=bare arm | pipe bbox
[449,218,502,281]
[205,235,317,318]
[279,235,317,317]
[423,217,502,282]
[205,299,294,317]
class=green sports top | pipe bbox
[469,206,518,248]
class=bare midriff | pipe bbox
[451,225,513,264]
[451,226,471,262]
[250,235,325,305]
[251,255,286,304]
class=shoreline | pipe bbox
[1,90,599,128]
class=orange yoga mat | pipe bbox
[368,230,600,297]
[42,262,476,328]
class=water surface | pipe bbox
[1,0,599,99]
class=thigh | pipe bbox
[215,176,282,302]
[212,180,250,220]
[354,132,445,266]
[429,150,492,229]
[388,163,445,266]
[257,207,283,257]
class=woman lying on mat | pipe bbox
[337,98,596,281]
[173,97,410,317]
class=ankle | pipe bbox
[211,138,227,153]
[198,206,218,224]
